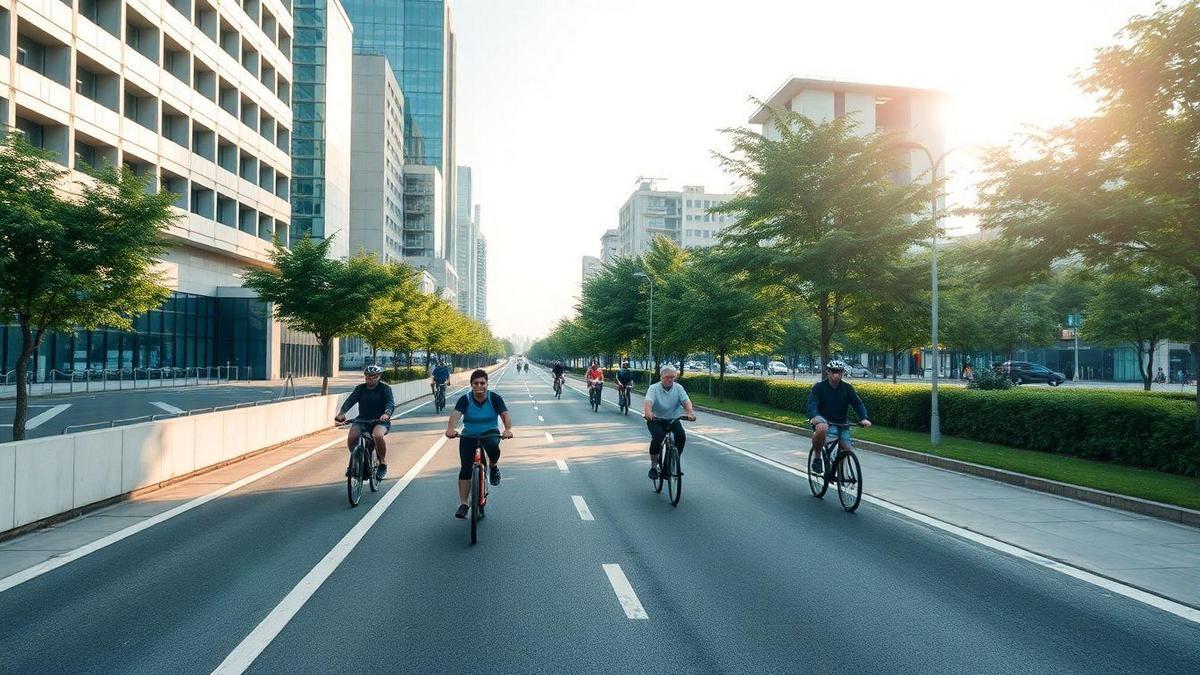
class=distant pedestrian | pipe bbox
[962,364,975,381]
[1154,367,1166,384]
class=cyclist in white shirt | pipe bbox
[642,365,696,480]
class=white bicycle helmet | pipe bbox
[364,365,384,375]
[826,359,848,371]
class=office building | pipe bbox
[455,165,478,317]
[474,231,487,324]
[349,53,404,262]
[291,0,353,261]
[0,0,316,380]
[600,228,618,263]
[616,182,734,257]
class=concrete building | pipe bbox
[291,0,353,262]
[349,54,404,262]
[454,165,479,318]
[582,256,601,284]
[474,231,487,324]
[600,228,619,263]
[0,0,312,380]
[617,182,734,257]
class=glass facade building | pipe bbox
[341,0,448,170]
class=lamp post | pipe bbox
[633,271,654,375]
[893,141,953,446]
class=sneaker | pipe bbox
[490,465,501,486]
[455,504,468,519]
[810,456,824,475]
[375,463,388,481]
[648,466,660,480]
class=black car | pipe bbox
[998,361,1066,386]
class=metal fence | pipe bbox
[59,392,320,435]
[4,365,252,395]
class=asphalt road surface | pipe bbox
[0,364,1197,673]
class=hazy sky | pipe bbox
[452,0,1161,341]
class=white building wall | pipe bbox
[843,92,876,136]
[322,0,353,261]
[350,54,404,263]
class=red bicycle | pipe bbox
[454,431,498,544]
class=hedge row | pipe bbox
[674,375,1199,477]
[381,367,428,383]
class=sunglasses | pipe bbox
[365,373,380,378]
[471,380,487,386]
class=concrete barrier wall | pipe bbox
[0,363,500,535]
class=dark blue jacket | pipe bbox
[806,380,868,424]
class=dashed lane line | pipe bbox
[557,459,569,473]
[572,495,595,521]
[603,564,648,620]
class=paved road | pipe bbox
[0,364,1197,673]
[0,380,358,443]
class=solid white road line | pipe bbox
[213,435,449,674]
[0,437,342,595]
[25,404,70,429]
[689,429,1200,626]
[533,406,538,411]
[150,401,186,415]
[545,431,554,443]
[603,564,648,620]
[572,495,594,521]
[556,459,569,473]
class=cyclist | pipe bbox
[445,368,514,519]
[586,361,605,404]
[614,360,634,407]
[430,358,451,399]
[806,359,872,474]
[643,365,696,480]
[334,365,395,480]
[552,360,566,387]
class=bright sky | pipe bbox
[452,0,1161,341]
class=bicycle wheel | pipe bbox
[667,443,683,507]
[368,445,379,493]
[347,446,364,507]
[807,446,828,498]
[836,451,863,512]
[469,464,481,545]
[653,447,665,494]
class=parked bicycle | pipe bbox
[807,422,863,512]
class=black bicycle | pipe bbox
[553,376,563,399]
[434,382,447,413]
[452,431,499,545]
[807,422,863,512]
[648,416,688,507]
[588,382,603,412]
[617,384,632,415]
[342,420,382,507]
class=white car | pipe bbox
[767,361,789,375]
[723,363,740,374]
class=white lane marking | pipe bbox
[572,495,594,520]
[213,435,448,674]
[556,459,569,473]
[0,437,341,595]
[603,564,648,620]
[150,401,186,415]
[537,415,545,423]
[25,404,70,429]
[689,430,1200,626]
[545,431,554,443]
[533,406,538,411]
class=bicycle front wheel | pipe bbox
[807,446,828,498]
[469,464,481,544]
[667,443,683,507]
[347,447,364,507]
[836,451,863,512]
[368,451,379,492]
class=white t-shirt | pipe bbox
[646,381,689,419]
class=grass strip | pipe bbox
[686,392,1200,511]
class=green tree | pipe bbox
[849,255,929,383]
[0,133,178,440]
[1082,269,1193,390]
[778,311,820,371]
[353,261,423,364]
[243,239,394,394]
[643,236,695,374]
[715,106,932,370]
[976,1,1200,432]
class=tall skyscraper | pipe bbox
[341,1,458,268]
[475,228,488,325]
[349,54,405,263]
[455,166,479,318]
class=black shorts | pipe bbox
[458,430,501,480]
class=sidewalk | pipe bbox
[559,371,1200,608]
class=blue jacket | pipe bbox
[806,380,867,424]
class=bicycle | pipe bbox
[807,422,863,512]
[451,431,499,545]
[588,382,603,412]
[617,384,631,415]
[647,416,688,507]
[341,420,381,507]
[553,376,563,399]
[433,382,447,413]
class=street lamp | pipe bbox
[633,271,654,374]
[893,140,954,446]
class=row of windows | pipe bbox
[685,229,716,239]
[685,199,726,208]
[686,213,727,223]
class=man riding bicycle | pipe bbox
[445,369,514,519]
[586,361,605,401]
[334,365,395,480]
[806,359,872,474]
[552,360,566,386]
[430,358,451,397]
[615,361,634,404]
[643,365,696,480]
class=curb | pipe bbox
[693,404,1200,529]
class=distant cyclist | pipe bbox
[643,365,696,480]
[806,359,871,475]
[445,369,514,519]
[431,358,451,397]
[586,361,605,399]
[552,360,566,385]
[334,365,394,480]
[615,361,634,402]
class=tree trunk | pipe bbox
[11,321,36,442]
[818,295,832,381]
[319,335,332,395]
[371,345,378,365]
[1140,340,1155,392]
[717,349,726,401]
[892,347,900,384]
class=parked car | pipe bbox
[998,361,1066,386]
[845,362,873,378]
[767,361,789,375]
[723,362,740,374]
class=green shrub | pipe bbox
[381,367,427,383]
[967,368,1013,390]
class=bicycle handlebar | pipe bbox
[643,415,694,423]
